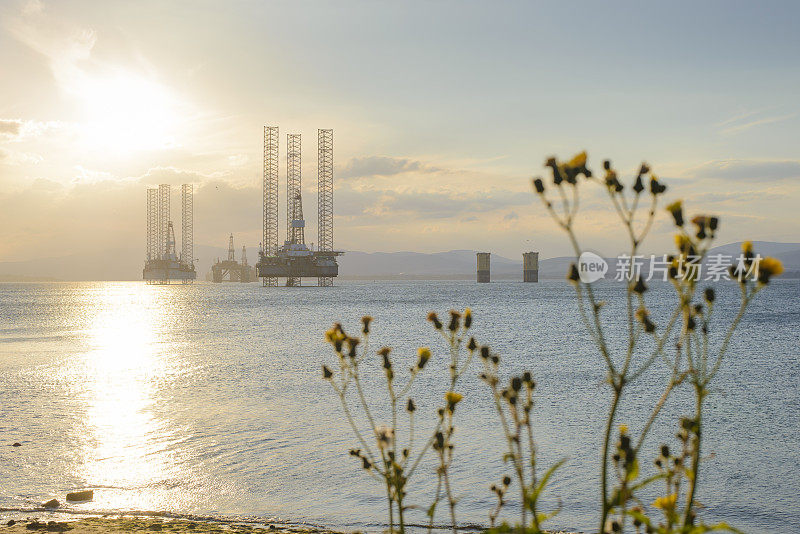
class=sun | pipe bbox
[77,70,181,153]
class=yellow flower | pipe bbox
[653,493,678,512]
[325,325,346,344]
[761,257,784,276]
[567,151,587,168]
[666,200,682,214]
[666,200,684,226]
[445,391,464,410]
[416,347,431,369]
[674,234,691,253]
[742,240,753,255]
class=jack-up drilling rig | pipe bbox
[143,184,197,284]
[256,127,342,286]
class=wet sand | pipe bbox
[0,517,336,534]
[0,516,581,534]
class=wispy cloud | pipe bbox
[339,156,440,179]
[719,113,796,135]
[688,159,800,181]
[0,119,22,137]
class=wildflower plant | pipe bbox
[532,152,783,533]
[479,346,564,533]
[322,310,476,534]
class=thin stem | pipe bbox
[683,384,704,526]
[600,388,622,533]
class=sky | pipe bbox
[1,0,799,266]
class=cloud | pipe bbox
[720,113,795,135]
[0,119,22,137]
[7,2,97,97]
[0,147,43,165]
[136,166,216,185]
[689,159,800,182]
[339,186,531,220]
[339,155,440,179]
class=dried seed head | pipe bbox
[463,307,472,329]
[567,263,580,284]
[375,425,394,450]
[448,310,461,332]
[704,287,715,303]
[427,311,443,330]
[361,315,373,335]
[511,377,522,392]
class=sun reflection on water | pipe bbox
[71,284,179,511]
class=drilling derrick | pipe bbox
[262,126,279,286]
[146,188,158,261]
[256,126,342,286]
[143,184,197,284]
[158,184,170,259]
[287,134,305,245]
[286,133,304,286]
[181,184,193,267]
[317,128,334,286]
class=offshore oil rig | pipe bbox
[211,234,257,282]
[143,184,196,284]
[257,127,342,286]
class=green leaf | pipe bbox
[426,502,437,518]
[631,472,666,491]
[626,458,640,482]
[531,458,567,502]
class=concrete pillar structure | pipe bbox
[477,252,491,283]
[523,252,539,282]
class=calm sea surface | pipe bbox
[0,280,798,533]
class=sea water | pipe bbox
[0,280,797,533]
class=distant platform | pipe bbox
[143,259,197,284]
[256,244,342,286]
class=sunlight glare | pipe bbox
[78,71,180,153]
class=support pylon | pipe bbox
[262,126,279,286]
[317,128,334,287]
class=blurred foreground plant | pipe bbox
[480,347,564,534]
[322,310,475,534]
[532,152,782,533]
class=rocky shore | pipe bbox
[0,517,336,534]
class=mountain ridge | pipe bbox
[0,241,797,281]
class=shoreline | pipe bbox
[0,514,339,534]
[0,511,583,534]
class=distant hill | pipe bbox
[338,250,522,279]
[0,241,797,281]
